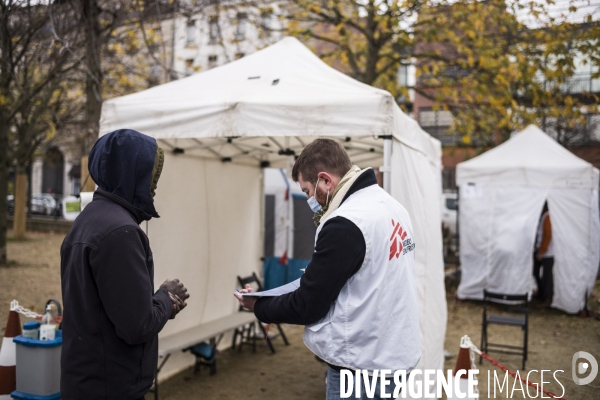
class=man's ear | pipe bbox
[317,172,336,191]
[317,172,331,185]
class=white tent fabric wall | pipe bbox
[456,125,600,313]
[148,153,263,337]
[391,141,447,373]
[99,36,446,378]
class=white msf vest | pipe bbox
[303,184,421,372]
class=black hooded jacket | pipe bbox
[60,129,171,400]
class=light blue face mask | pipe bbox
[307,195,322,213]
[307,178,329,213]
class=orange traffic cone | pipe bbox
[448,335,478,400]
[0,309,22,399]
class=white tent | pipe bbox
[100,37,446,374]
[456,125,600,313]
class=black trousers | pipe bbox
[533,252,543,297]
[533,255,554,302]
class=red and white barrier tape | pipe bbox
[460,335,565,400]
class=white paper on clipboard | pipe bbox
[242,278,300,297]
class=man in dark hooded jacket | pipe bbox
[60,129,189,400]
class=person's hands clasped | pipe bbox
[161,279,190,319]
[168,291,187,319]
[234,284,258,311]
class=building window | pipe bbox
[184,59,194,76]
[235,53,244,60]
[186,21,196,47]
[148,64,161,87]
[208,55,218,69]
[418,109,455,146]
[236,13,247,41]
[261,11,272,37]
[398,64,409,87]
[209,16,219,44]
[442,169,456,191]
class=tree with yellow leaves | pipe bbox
[282,0,420,99]
[0,0,158,261]
[415,0,599,146]
[275,0,598,146]
[0,0,85,255]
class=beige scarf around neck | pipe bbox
[313,165,370,226]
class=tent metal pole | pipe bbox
[381,136,393,193]
[285,152,294,260]
[456,187,460,279]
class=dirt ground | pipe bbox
[1,230,599,399]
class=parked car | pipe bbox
[7,195,14,215]
[31,194,58,216]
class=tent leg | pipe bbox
[381,136,393,193]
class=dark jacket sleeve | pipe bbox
[90,225,172,345]
[254,216,366,325]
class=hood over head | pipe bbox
[89,129,163,221]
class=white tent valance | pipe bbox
[100,37,439,168]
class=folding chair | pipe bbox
[480,290,529,369]
[232,272,290,354]
[186,341,217,376]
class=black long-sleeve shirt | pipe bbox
[254,169,377,325]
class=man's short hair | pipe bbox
[292,139,352,183]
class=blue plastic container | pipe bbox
[22,321,41,339]
[11,330,61,400]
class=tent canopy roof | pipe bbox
[456,125,598,188]
[99,37,439,168]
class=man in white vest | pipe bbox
[235,139,421,399]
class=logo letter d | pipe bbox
[572,351,598,385]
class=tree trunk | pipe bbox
[82,0,103,152]
[80,156,96,192]
[13,170,27,240]
[26,165,32,219]
[0,112,8,265]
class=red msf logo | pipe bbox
[389,219,407,260]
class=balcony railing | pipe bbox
[551,73,600,95]
[421,126,459,146]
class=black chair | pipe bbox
[232,272,290,354]
[480,290,529,369]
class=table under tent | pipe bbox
[99,37,447,382]
[456,125,600,313]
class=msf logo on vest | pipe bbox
[389,219,415,260]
